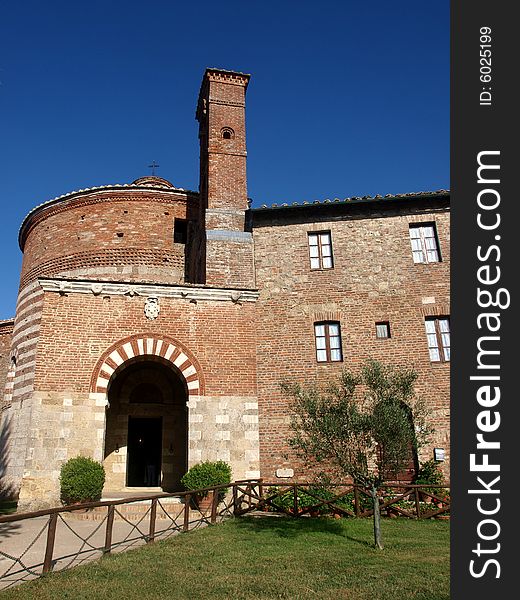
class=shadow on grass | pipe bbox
[233,514,374,547]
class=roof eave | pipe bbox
[18,183,199,251]
[251,190,450,213]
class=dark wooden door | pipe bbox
[127,417,162,487]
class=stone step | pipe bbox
[64,496,185,521]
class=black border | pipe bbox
[451,2,516,595]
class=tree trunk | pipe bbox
[371,485,384,550]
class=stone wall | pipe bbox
[0,320,14,410]
[0,282,43,500]
[187,395,260,480]
[15,391,107,510]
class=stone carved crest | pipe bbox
[144,297,160,320]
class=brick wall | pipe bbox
[8,287,260,507]
[196,68,255,289]
[19,186,199,289]
[205,233,256,289]
[33,291,257,395]
[0,320,14,410]
[252,198,451,481]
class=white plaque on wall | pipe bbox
[275,468,294,478]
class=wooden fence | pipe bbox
[0,480,449,588]
[233,481,450,520]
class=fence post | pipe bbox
[232,484,238,516]
[414,487,421,519]
[104,505,115,554]
[354,485,360,517]
[184,495,190,532]
[148,498,157,542]
[210,488,219,524]
[42,513,58,574]
[293,484,298,517]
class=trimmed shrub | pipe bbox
[180,461,232,499]
[60,457,105,505]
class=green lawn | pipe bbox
[1,516,449,600]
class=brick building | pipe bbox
[0,68,450,509]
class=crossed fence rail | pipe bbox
[233,481,450,519]
[0,480,449,589]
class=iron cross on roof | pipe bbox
[148,161,160,176]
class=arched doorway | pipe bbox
[103,356,188,491]
[375,402,419,484]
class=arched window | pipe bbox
[221,127,234,140]
[375,403,418,482]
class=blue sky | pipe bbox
[0,1,449,319]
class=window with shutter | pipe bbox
[409,223,441,264]
[425,317,450,362]
[314,321,343,363]
[308,231,334,270]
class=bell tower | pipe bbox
[195,68,255,288]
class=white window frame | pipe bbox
[308,231,333,270]
[425,317,450,362]
[409,223,441,264]
[375,322,391,339]
[314,321,343,363]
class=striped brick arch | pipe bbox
[90,334,204,396]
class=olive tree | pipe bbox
[283,359,432,549]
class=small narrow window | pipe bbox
[425,317,450,362]
[221,127,234,140]
[314,321,343,363]
[376,322,391,339]
[174,219,188,244]
[409,223,441,264]
[308,231,333,270]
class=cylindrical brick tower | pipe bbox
[18,176,198,289]
[3,178,198,503]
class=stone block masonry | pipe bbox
[187,396,260,479]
